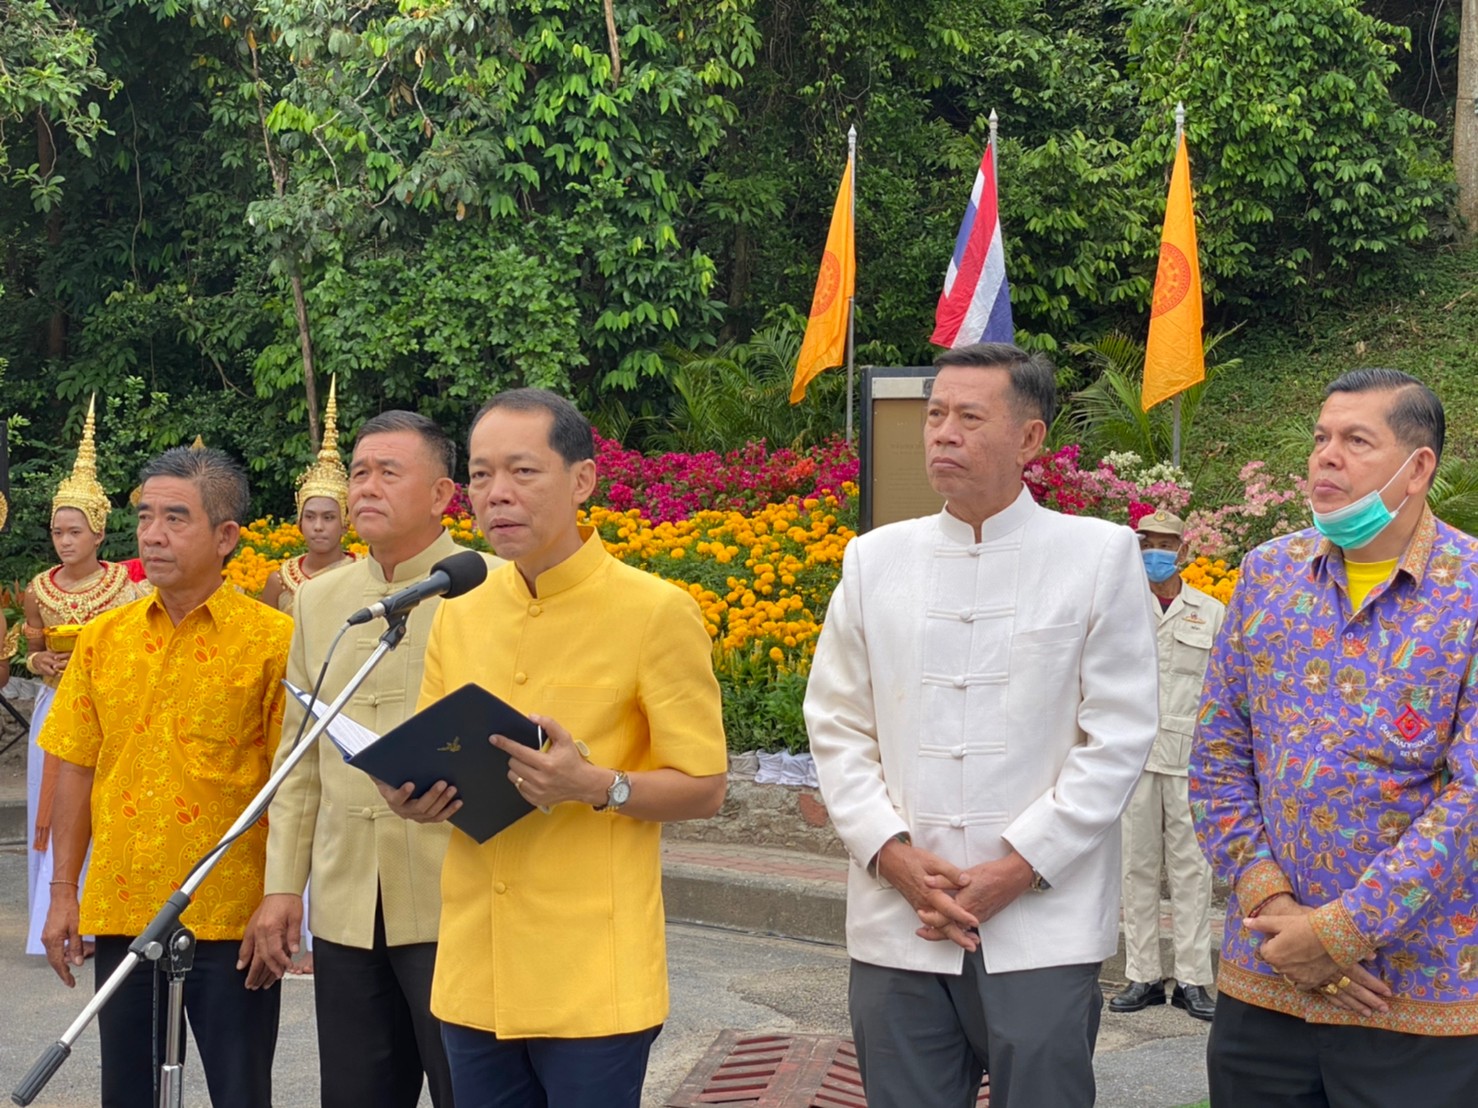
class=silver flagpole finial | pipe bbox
[988,108,999,148]
[1174,101,1186,140]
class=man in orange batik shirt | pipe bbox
[40,445,293,1108]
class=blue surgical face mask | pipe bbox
[1142,549,1180,583]
[1311,451,1417,551]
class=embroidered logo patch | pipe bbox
[1394,705,1427,742]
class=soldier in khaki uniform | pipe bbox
[1109,510,1225,1022]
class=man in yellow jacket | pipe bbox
[380,389,729,1108]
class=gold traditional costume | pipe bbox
[30,395,139,690]
[25,398,141,954]
[277,377,355,614]
[50,395,111,534]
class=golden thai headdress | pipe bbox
[52,395,111,534]
[294,376,349,517]
[129,435,207,507]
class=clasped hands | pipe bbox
[876,838,1034,952]
[373,713,607,822]
[1245,895,1392,1017]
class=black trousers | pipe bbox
[312,900,455,1108]
[1208,993,1478,1108]
[95,934,279,1108]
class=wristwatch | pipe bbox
[595,770,631,812]
[1030,868,1052,892]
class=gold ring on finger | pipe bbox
[1337,976,1351,990]
[515,776,525,789]
[1321,982,1340,996]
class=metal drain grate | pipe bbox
[666,1031,989,1106]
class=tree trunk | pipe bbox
[1459,0,1478,232]
[720,223,752,343]
[603,0,622,85]
[38,110,67,361]
[290,271,321,449]
[249,30,320,447]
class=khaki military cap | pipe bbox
[1135,509,1185,538]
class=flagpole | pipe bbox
[1171,101,1185,469]
[845,124,857,446]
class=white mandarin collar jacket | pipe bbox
[806,487,1160,974]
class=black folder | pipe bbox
[347,683,546,844]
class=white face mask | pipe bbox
[1310,451,1418,551]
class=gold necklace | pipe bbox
[31,562,134,625]
[281,551,356,594]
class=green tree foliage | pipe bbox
[0,0,1465,579]
[1127,0,1451,304]
[232,0,759,403]
[699,0,1153,356]
[0,0,118,208]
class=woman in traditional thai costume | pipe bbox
[258,378,354,973]
[23,396,142,954]
[260,377,356,614]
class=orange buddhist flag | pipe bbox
[790,159,855,404]
[1141,133,1204,411]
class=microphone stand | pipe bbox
[11,612,411,1108]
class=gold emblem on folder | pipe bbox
[438,736,463,753]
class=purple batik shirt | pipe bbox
[1192,508,1478,1036]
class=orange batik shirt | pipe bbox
[40,584,293,940]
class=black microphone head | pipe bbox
[433,550,489,600]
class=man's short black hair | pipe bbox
[470,389,595,467]
[932,342,1058,428]
[1325,368,1445,465]
[138,446,249,528]
[355,410,457,479]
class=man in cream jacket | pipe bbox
[806,343,1159,1108]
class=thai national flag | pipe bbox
[930,141,1014,348]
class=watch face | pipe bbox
[610,775,632,806]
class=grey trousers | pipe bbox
[849,955,1102,1108]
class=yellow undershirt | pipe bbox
[1345,556,1398,611]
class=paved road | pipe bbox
[1,846,1208,1106]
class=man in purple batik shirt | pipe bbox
[1193,368,1478,1107]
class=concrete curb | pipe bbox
[662,860,847,946]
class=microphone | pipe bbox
[346,550,488,626]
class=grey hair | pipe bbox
[137,446,249,528]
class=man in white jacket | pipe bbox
[805,343,1159,1108]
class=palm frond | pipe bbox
[1061,327,1241,464]
[1429,457,1478,536]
